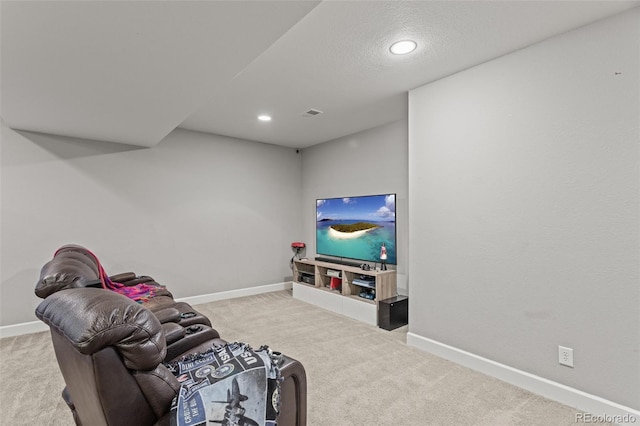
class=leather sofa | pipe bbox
[35,245,307,426]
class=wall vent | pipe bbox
[302,108,323,117]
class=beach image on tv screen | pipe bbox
[316,194,396,264]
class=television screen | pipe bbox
[316,193,396,265]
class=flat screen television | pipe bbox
[316,193,396,265]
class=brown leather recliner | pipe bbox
[35,245,307,426]
[35,245,225,365]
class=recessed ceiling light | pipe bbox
[258,115,272,122]
[390,40,417,55]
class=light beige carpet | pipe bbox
[1,290,589,425]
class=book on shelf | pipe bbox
[352,278,375,288]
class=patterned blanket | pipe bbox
[165,343,282,426]
[59,246,166,303]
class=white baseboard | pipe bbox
[175,281,292,306]
[407,332,639,424]
[0,282,292,339]
[0,320,49,338]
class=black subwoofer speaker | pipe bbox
[378,296,408,331]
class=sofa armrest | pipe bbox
[278,355,307,426]
[133,365,181,419]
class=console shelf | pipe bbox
[292,259,397,325]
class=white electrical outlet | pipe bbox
[559,346,574,367]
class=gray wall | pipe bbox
[300,119,409,293]
[1,123,302,326]
[408,9,639,409]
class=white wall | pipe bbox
[408,8,639,410]
[0,123,302,326]
[300,119,409,293]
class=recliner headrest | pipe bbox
[35,244,101,298]
[36,288,166,371]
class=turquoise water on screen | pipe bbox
[316,220,396,264]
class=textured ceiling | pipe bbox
[2,1,639,148]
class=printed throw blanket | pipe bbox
[56,246,166,303]
[165,343,282,426]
